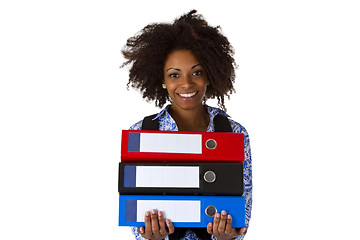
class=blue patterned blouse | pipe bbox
[128,104,252,240]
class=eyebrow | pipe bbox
[191,64,202,69]
[166,64,202,72]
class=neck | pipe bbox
[168,104,210,132]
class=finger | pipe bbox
[158,211,168,236]
[150,209,160,234]
[224,214,233,235]
[166,219,175,235]
[207,222,213,235]
[239,228,247,235]
[217,210,227,234]
[137,226,144,235]
[212,212,221,235]
[144,211,151,234]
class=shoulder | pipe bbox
[206,105,249,136]
[129,120,142,130]
[228,118,249,135]
[128,105,172,130]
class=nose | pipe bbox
[180,74,193,88]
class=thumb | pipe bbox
[239,228,247,235]
[138,227,144,234]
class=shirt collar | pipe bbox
[151,104,171,120]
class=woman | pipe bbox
[121,10,252,240]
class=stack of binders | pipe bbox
[118,130,246,228]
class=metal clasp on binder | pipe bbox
[205,139,217,149]
[205,205,217,217]
[204,171,216,183]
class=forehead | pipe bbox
[164,49,200,68]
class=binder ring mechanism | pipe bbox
[204,171,216,183]
[205,205,217,217]
[205,139,217,149]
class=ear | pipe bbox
[202,96,208,104]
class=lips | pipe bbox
[177,91,198,98]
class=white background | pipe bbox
[1,0,359,239]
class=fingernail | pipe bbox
[152,209,156,214]
[140,227,144,233]
[166,219,170,224]
[158,211,162,217]
[216,213,220,218]
[208,222,212,227]
[145,211,150,217]
[221,210,226,215]
[228,215,231,219]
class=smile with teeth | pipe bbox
[178,91,198,98]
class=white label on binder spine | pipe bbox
[136,166,199,188]
[140,133,202,154]
[137,200,201,222]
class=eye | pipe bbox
[192,70,202,76]
[169,73,179,78]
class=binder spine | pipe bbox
[121,130,245,163]
[119,195,245,228]
[119,163,243,196]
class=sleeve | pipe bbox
[128,121,144,239]
[130,227,146,240]
[211,235,245,240]
[129,120,142,130]
[241,126,252,230]
[212,120,253,240]
[229,120,252,230]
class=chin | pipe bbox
[173,102,203,111]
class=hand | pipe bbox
[137,209,175,240]
[207,210,247,240]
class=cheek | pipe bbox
[164,84,177,98]
[199,81,208,93]
[164,82,176,92]
[201,86,208,97]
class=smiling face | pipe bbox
[163,49,208,113]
